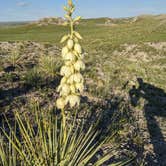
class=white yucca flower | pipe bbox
[67,74,75,84]
[62,46,69,58]
[73,73,84,83]
[65,95,80,108]
[60,84,71,96]
[56,97,66,109]
[73,50,79,56]
[60,76,67,85]
[75,82,84,92]
[70,84,76,93]
[60,65,74,77]
[67,39,74,49]
[64,52,76,61]
[74,60,85,71]
[65,61,73,66]
[74,43,82,54]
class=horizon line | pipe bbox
[0,13,165,23]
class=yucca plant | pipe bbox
[7,45,23,68]
[38,54,60,78]
[0,103,132,166]
[23,67,42,88]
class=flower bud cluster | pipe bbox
[56,0,85,110]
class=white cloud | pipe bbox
[17,1,30,7]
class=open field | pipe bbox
[0,15,166,165]
[0,15,166,90]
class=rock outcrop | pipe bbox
[30,17,65,26]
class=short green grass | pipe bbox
[0,17,165,46]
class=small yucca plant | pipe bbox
[0,104,131,166]
[7,45,23,68]
[38,54,60,78]
[23,67,42,88]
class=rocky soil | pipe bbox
[0,41,166,165]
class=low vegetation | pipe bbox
[0,1,166,165]
[1,103,129,166]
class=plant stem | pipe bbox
[61,108,66,143]
[70,21,74,38]
[69,10,74,38]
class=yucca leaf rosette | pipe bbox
[56,0,85,110]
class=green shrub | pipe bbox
[23,67,43,88]
[38,54,60,78]
[7,45,23,68]
[0,104,132,166]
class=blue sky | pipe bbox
[0,0,166,22]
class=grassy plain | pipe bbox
[0,15,166,165]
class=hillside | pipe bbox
[29,17,65,26]
[0,21,30,28]
[0,14,166,165]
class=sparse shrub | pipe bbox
[23,67,43,88]
[6,45,23,68]
[0,104,132,166]
[38,54,60,78]
[2,72,19,82]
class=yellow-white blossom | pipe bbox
[70,84,76,93]
[56,98,65,109]
[65,95,80,108]
[67,39,74,49]
[67,74,75,84]
[60,77,67,85]
[65,61,73,66]
[74,43,82,54]
[74,60,85,71]
[60,65,74,77]
[64,52,75,61]
[73,73,84,83]
[75,83,84,92]
[62,46,69,58]
[60,84,71,96]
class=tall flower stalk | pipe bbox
[56,0,85,140]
